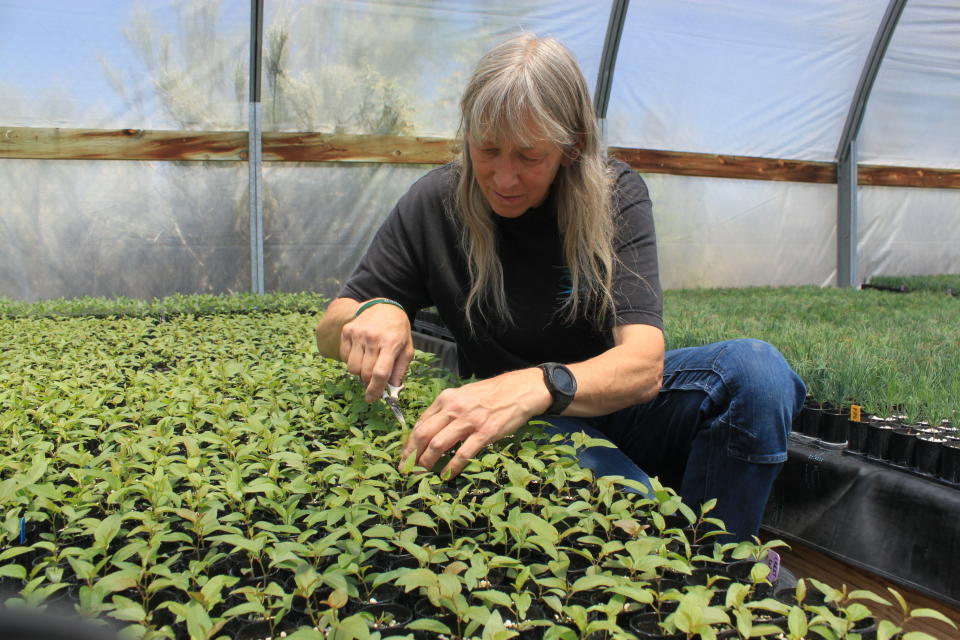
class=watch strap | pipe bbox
[538,362,577,416]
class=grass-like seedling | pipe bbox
[664,286,959,426]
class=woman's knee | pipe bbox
[716,339,806,459]
[721,339,805,407]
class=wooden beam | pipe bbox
[859,164,960,189]
[2,126,959,189]
[262,132,458,165]
[609,146,837,184]
[0,127,246,161]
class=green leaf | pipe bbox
[543,623,578,640]
[94,513,123,548]
[199,574,238,607]
[333,613,371,640]
[406,511,437,530]
[437,573,462,600]
[481,609,518,640]
[472,589,513,608]
[877,620,901,640]
[849,589,892,607]
[208,533,264,555]
[168,600,215,640]
[407,618,453,634]
[109,595,147,622]
[96,569,139,593]
[395,568,437,592]
[788,606,808,638]
[570,574,617,594]
[887,587,909,615]
[0,547,34,562]
[564,604,588,632]
[909,608,957,628]
[67,557,97,581]
[223,601,265,618]
[0,564,26,580]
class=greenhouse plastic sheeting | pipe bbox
[263,166,841,296]
[645,174,837,289]
[605,0,885,161]
[764,437,960,607]
[860,0,960,170]
[262,163,431,297]
[0,0,250,130]
[0,159,249,301]
[859,186,960,282]
[260,0,611,137]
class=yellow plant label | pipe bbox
[850,405,861,422]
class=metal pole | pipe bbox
[835,0,907,288]
[594,0,630,148]
[837,139,858,288]
[248,0,265,294]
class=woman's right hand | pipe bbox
[340,301,414,402]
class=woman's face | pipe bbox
[468,137,568,218]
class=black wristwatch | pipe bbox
[538,362,577,416]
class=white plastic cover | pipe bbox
[860,0,960,170]
[0,0,249,129]
[259,0,612,295]
[0,0,957,301]
[0,159,249,301]
[263,163,432,297]
[859,186,960,282]
[605,0,886,161]
[261,0,611,136]
[646,174,838,289]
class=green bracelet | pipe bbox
[354,298,405,317]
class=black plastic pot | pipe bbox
[356,602,412,634]
[820,410,849,444]
[888,427,916,467]
[914,435,946,475]
[236,617,304,640]
[797,404,822,438]
[357,582,402,607]
[627,613,686,639]
[413,597,459,631]
[937,441,960,484]
[865,423,895,459]
[846,419,870,453]
[851,616,878,639]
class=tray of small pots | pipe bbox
[792,400,960,487]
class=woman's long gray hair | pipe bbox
[455,33,616,331]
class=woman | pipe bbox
[316,33,805,541]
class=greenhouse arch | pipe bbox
[1,0,957,300]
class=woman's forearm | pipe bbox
[315,297,361,360]
[564,324,664,416]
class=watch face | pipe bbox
[551,366,576,395]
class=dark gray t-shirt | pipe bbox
[340,159,662,379]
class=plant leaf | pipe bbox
[909,608,957,628]
[0,564,26,580]
[408,618,453,634]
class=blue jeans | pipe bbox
[544,339,806,542]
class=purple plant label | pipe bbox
[765,549,781,583]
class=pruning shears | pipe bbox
[382,383,407,430]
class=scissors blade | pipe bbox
[383,383,407,429]
[385,396,407,429]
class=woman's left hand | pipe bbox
[399,368,551,477]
